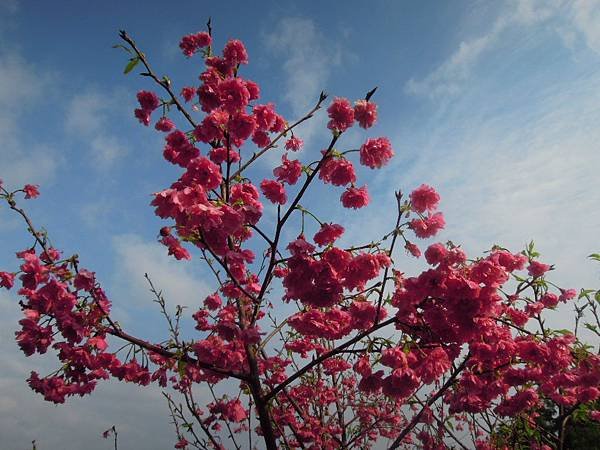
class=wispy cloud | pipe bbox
[393,66,600,293]
[405,19,507,98]
[90,135,128,169]
[0,146,60,187]
[64,89,129,169]
[264,17,344,146]
[0,51,60,187]
[79,197,115,229]
[572,0,600,53]
[405,0,600,99]
[393,0,600,293]
[0,292,176,450]
[112,234,211,309]
[65,91,113,136]
[0,0,18,14]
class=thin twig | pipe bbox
[119,30,197,128]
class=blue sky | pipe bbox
[1,0,599,448]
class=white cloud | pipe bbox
[404,6,511,99]
[264,17,344,146]
[572,0,600,53]
[405,31,498,98]
[0,52,46,149]
[0,51,60,187]
[65,91,112,136]
[0,146,60,187]
[64,89,129,169]
[79,198,114,229]
[0,53,45,112]
[375,62,600,329]
[0,292,177,450]
[112,234,211,309]
[512,0,564,25]
[406,0,600,99]
[0,0,18,13]
[90,135,128,169]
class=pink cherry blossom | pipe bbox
[354,99,378,129]
[327,97,355,133]
[260,179,287,205]
[359,137,394,169]
[23,184,40,199]
[285,136,303,151]
[409,184,440,213]
[340,185,369,209]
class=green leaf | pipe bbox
[112,44,132,54]
[123,57,140,74]
[177,360,187,377]
[579,289,595,299]
[526,240,540,258]
[554,329,573,336]
[588,253,600,261]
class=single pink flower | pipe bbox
[285,136,303,151]
[260,179,287,205]
[359,137,394,169]
[410,184,440,213]
[23,184,40,199]
[313,223,344,246]
[180,86,196,102]
[223,39,248,65]
[354,99,378,128]
[527,261,551,278]
[340,185,369,209]
[409,212,445,239]
[137,90,160,111]
[155,117,175,132]
[179,31,211,57]
[327,97,354,133]
[405,242,421,258]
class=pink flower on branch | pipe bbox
[359,137,394,169]
[179,31,211,57]
[409,184,440,213]
[261,179,287,205]
[340,185,369,209]
[408,212,445,238]
[23,184,40,199]
[327,97,354,133]
[354,99,378,129]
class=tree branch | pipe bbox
[119,30,197,128]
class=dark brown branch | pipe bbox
[388,354,470,449]
[119,30,197,128]
[265,316,397,401]
[253,132,340,322]
[197,233,258,303]
[231,91,327,179]
[184,387,222,450]
[375,191,403,323]
[2,195,249,382]
[104,327,248,380]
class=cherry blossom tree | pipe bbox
[1,23,599,450]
